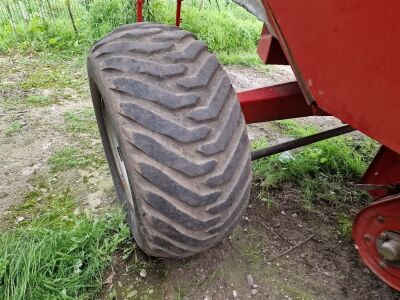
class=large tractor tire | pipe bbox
[87,23,252,258]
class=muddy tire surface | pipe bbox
[87,23,252,258]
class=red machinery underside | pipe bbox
[136,0,400,290]
[260,0,400,290]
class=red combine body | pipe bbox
[255,1,400,289]
[90,0,400,291]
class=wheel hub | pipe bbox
[377,231,400,262]
[353,193,400,290]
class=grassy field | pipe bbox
[0,0,262,65]
[251,120,379,235]
[0,54,382,298]
[0,1,391,298]
[252,120,377,209]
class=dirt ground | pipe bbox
[0,55,398,299]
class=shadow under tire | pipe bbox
[87,23,252,258]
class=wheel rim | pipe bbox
[102,100,134,207]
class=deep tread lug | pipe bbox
[139,163,220,207]
[113,78,199,109]
[121,102,209,142]
[164,40,206,62]
[199,102,241,155]
[144,192,220,230]
[95,41,174,57]
[131,132,216,177]
[188,76,231,121]
[177,55,218,89]
[102,57,187,79]
[206,131,248,187]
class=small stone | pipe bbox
[300,253,306,258]
[0,191,8,198]
[16,216,25,223]
[291,213,297,218]
[251,289,258,295]
[233,290,238,298]
[61,216,69,221]
[252,284,258,289]
[244,216,250,222]
[323,272,330,276]
[126,290,137,298]
[281,211,286,216]
[248,204,253,208]
[148,289,153,294]
[139,269,147,278]
[246,274,254,287]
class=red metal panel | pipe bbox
[352,194,400,290]
[361,146,400,198]
[263,0,400,154]
[237,82,321,124]
[257,25,288,65]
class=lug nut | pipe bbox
[364,234,372,241]
[379,261,387,269]
[379,232,388,241]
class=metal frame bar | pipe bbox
[176,0,182,26]
[237,81,328,125]
[136,0,143,22]
[257,24,288,65]
[136,0,183,25]
[251,125,354,161]
[361,146,400,199]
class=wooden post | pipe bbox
[65,0,78,35]
[18,1,29,24]
[5,2,18,41]
[45,0,55,19]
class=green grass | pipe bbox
[64,109,98,134]
[21,67,77,90]
[5,121,23,136]
[337,213,353,237]
[49,146,105,172]
[1,176,131,299]
[0,0,262,65]
[0,207,129,299]
[1,94,61,111]
[26,94,55,106]
[146,0,262,65]
[252,120,378,208]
